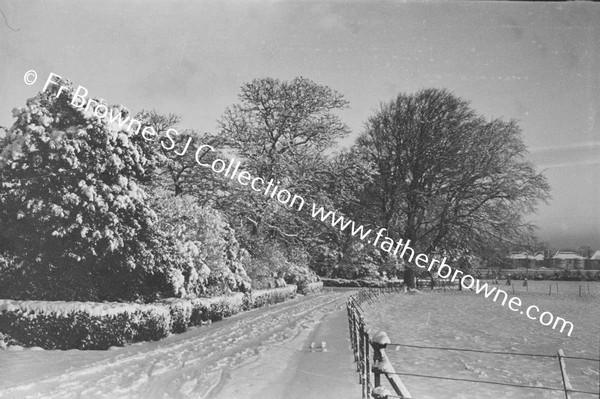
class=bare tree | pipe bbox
[137,110,224,203]
[219,77,349,182]
[218,77,350,244]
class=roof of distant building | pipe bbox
[553,251,585,260]
[507,252,535,260]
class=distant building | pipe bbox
[507,252,535,269]
[552,251,585,270]
[533,253,548,268]
[585,250,600,270]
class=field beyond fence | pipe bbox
[429,279,600,299]
[346,288,600,399]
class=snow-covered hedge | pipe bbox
[0,300,171,349]
[165,292,247,334]
[245,285,297,309]
[299,281,323,295]
[0,286,298,350]
[321,277,403,288]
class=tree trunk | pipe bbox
[404,267,416,289]
[428,271,435,290]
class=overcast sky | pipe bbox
[0,1,598,250]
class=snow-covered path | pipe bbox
[210,295,360,399]
[0,291,353,399]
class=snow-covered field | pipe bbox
[501,279,600,297]
[0,292,349,399]
[362,282,600,399]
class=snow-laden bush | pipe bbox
[244,243,318,292]
[284,263,320,294]
[0,80,185,301]
[150,189,252,296]
[279,247,321,294]
[309,244,343,277]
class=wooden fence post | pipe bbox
[371,332,383,389]
[348,291,412,399]
[359,321,365,397]
[371,330,412,399]
[365,329,371,397]
[347,303,351,350]
[354,310,361,373]
[557,349,573,399]
[361,321,370,398]
[353,308,359,357]
[349,301,359,369]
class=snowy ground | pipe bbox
[2,283,597,399]
[0,291,354,399]
[362,281,600,399]
[210,295,360,399]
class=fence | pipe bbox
[460,280,598,298]
[419,279,599,300]
[347,287,412,399]
[346,288,599,399]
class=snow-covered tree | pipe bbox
[0,80,180,301]
[150,189,252,295]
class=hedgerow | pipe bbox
[0,300,170,349]
[298,281,323,295]
[321,277,403,288]
[0,286,300,350]
[244,285,297,309]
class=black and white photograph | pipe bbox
[0,1,598,398]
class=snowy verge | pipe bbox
[0,285,299,350]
